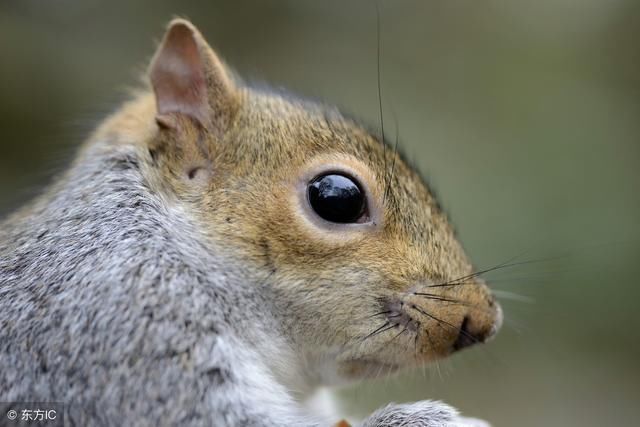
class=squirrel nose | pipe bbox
[452,304,502,352]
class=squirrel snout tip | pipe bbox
[452,301,503,352]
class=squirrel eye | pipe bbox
[307,173,367,223]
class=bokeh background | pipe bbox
[1,1,639,426]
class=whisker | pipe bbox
[422,327,443,380]
[492,289,535,303]
[426,282,479,289]
[413,292,495,314]
[361,321,395,343]
[426,275,555,289]
[473,273,564,285]
[375,1,388,203]
[384,105,399,202]
[366,310,392,319]
[415,291,483,302]
[429,257,553,289]
[388,324,409,344]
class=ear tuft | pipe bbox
[149,19,235,133]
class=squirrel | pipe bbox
[0,19,502,427]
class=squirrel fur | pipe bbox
[0,19,501,426]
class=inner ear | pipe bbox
[150,21,209,125]
[149,19,237,133]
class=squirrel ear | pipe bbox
[149,19,236,132]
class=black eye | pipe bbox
[307,173,367,223]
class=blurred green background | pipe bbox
[1,1,639,426]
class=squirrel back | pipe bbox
[0,19,501,426]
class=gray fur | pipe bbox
[362,402,490,427]
[1,142,308,426]
[0,133,488,425]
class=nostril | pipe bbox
[452,316,482,352]
[487,296,496,308]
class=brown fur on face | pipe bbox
[96,19,502,384]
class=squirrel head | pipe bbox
[129,19,502,383]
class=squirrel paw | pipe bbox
[360,401,491,427]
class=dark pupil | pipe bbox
[308,174,365,223]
